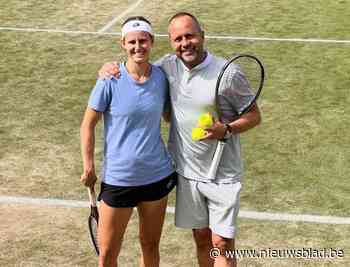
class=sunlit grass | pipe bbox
[1,1,350,266]
[1,205,348,266]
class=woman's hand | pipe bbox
[80,169,98,188]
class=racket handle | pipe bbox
[88,187,97,207]
[207,141,226,180]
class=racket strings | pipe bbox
[241,58,263,93]
[92,221,99,245]
[89,216,100,254]
[219,64,239,92]
[89,205,100,255]
[209,54,264,180]
[218,58,262,116]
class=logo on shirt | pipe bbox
[166,177,176,189]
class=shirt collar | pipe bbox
[178,51,213,72]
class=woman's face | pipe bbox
[122,31,153,64]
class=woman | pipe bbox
[80,16,176,267]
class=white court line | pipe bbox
[1,195,350,225]
[205,35,350,44]
[1,26,350,44]
[0,27,120,35]
[98,0,144,33]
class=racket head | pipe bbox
[88,206,99,255]
[87,187,99,255]
[215,54,265,122]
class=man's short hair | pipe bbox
[168,12,202,32]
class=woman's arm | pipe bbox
[80,107,102,187]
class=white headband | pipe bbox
[121,20,153,38]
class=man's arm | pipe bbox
[226,103,261,134]
[98,62,120,79]
[80,107,102,187]
[203,103,261,140]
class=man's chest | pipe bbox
[168,71,217,108]
[167,72,220,126]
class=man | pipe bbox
[99,12,261,267]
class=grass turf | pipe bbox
[1,31,349,216]
[1,0,350,265]
[0,204,348,266]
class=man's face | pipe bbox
[168,16,205,69]
[121,31,153,64]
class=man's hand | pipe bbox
[98,62,121,79]
[80,169,98,188]
[201,120,227,140]
[202,103,262,140]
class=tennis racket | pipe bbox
[88,187,99,255]
[207,54,265,179]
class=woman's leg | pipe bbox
[98,200,133,267]
[137,196,168,267]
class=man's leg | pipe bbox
[192,228,214,267]
[212,234,236,267]
[201,181,242,267]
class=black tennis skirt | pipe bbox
[98,172,177,208]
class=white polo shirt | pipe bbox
[157,52,253,183]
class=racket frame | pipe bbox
[215,54,265,119]
[208,54,265,180]
[88,187,99,256]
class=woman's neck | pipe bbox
[125,61,151,83]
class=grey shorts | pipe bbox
[175,175,241,239]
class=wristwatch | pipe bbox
[224,123,233,139]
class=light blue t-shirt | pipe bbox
[88,63,174,186]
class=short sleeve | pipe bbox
[88,79,113,112]
[154,54,176,76]
[154,55,167,67]
[218,64,255,120]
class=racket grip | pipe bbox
[207,141,226,180]
[88,187,97,207]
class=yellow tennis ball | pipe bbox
[197,113,213,128]
[192,128,207,141]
